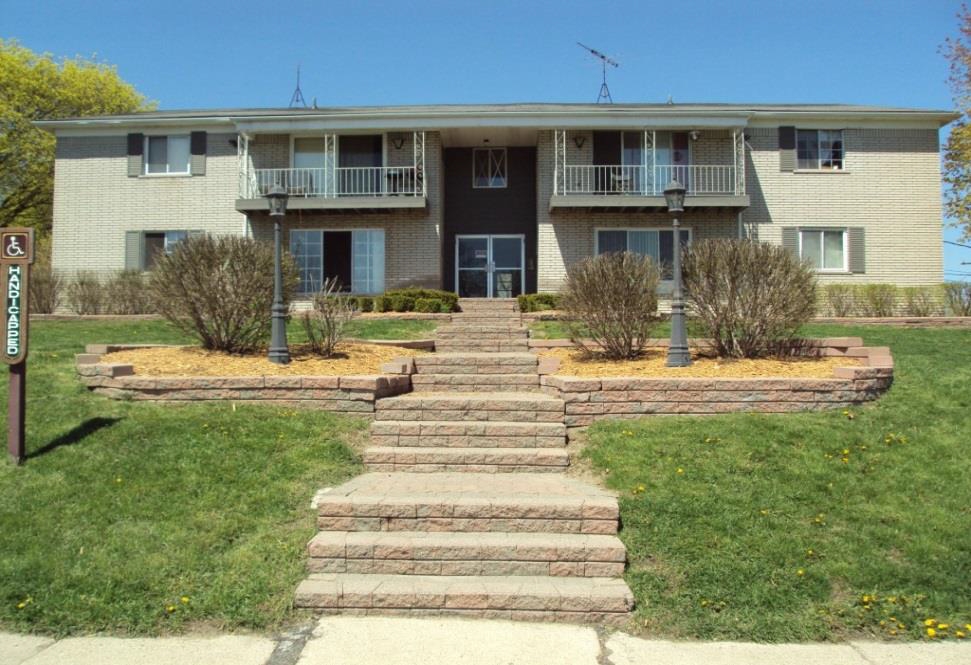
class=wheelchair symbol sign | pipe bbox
[0,230,32,263]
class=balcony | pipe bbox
[236,132,427,212]
[550,129,750,211]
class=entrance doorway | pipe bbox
[455,235,524,298]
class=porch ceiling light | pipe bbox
[573,135,586,149]
[265,184,289,216]
[663,180,686,213]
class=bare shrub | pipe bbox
[559,251,661,360]
[902,286,942,317]
[66,271,104,315]
[104,270,153,314]
[944,281,971,315]
[149,234,298,353]
[860,284,898,317]
[302,278,355,357]
[824,284,855,317]
[28,237,62,314]
[682,239,817,359]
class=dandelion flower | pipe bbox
[797,568,805,576]
[925,619,936,627]
[180,596,190,604]
[927,628,937,638]
[938,623,949,630]
[166,605,176,614]
[676,468,684,475]
[957,631,966,639]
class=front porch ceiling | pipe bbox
[439,127,539,148]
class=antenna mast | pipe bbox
[289,65,307,108]
[577,42,619,103]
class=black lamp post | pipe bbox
[663,180,691,367]
[265,184,290,364]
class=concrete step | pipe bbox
[415,353,538,375]
[410,373,541,393]
[370,420,566,448]
[374,392,564,423]
[435,341,530,352]
[437,323,528,332]
[458,298,519,309]
[294,573,633,625]
[435,330,528,340]
[315,472,619,534]
[364,446,569,473]
[307,531,626,577]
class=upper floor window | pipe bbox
[797,130,843,170]
[800,229,846,271]
[473,148,507,188]
[145,135,190,174]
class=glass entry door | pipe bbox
[456,235,524,298]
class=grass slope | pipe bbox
[0,320,365,636]
[583,324,971,641]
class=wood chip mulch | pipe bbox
[539,348,861,378]
[103,343,425,377]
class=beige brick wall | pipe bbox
[742,127,944,286]
[52,132,244,275]
[248,131,443,291]
[52,131,443,290]
[536,130,737,293]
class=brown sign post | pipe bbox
[1,228,33,464]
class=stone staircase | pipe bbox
[294,297,634,624]
[434,298,529,352]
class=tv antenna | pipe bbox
[289,65,307,108]
[577,42,619,103]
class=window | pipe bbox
[797,130,843,170]
[132,230,190,270]
[289,229,384,294]
[596,228,691,280]
[473,148,507,188]
[144,135,190,174]
[800,229,846,271]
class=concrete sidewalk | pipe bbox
[3,616,970,665]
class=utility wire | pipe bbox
[944,239,971,250]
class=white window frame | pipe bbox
[288,228,385,295]
[143,135,191,176]
[798,228,848,273]
[594,226,693,282]
[472,147,508,189]
[796,129,844,171]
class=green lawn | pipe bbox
[583,323,971,642]
[0,320,365,636]
[342,317,436,340]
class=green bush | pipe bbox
[682,239,817,359]
[438,300,453,313]
[355,296,373,312]
[823,284,855,317]
[66,271,105,315]
[517,293,560,312]
[104,270,154,314]
[901,286,941,317]
[386,288,457,312]
[944,282,971,316]
[861,284,898,317]
[560,251,661,360]
[413,298,440,313]
[149,235,298,353]
[373,295,392,313]
[389,295,415,312]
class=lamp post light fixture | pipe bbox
[265,184,291,364]
[663,180,692,367]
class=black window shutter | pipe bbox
[190,132,207,176]
[127,133,144,177]
[778,127,796,172]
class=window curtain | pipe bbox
[352,230,385,294]
[627,231,659,262]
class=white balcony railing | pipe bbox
[246,166,422,199]
[560,164,739,196]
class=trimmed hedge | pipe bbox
[517,293,560,312]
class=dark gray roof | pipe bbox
[39,102,958,124]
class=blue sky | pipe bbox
[5,0,970,276]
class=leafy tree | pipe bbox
[943,5,971,241]
[0,39,153,231]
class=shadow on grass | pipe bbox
[28,416,122,459]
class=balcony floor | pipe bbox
[549,194,750,211]
[236,196,427,213]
